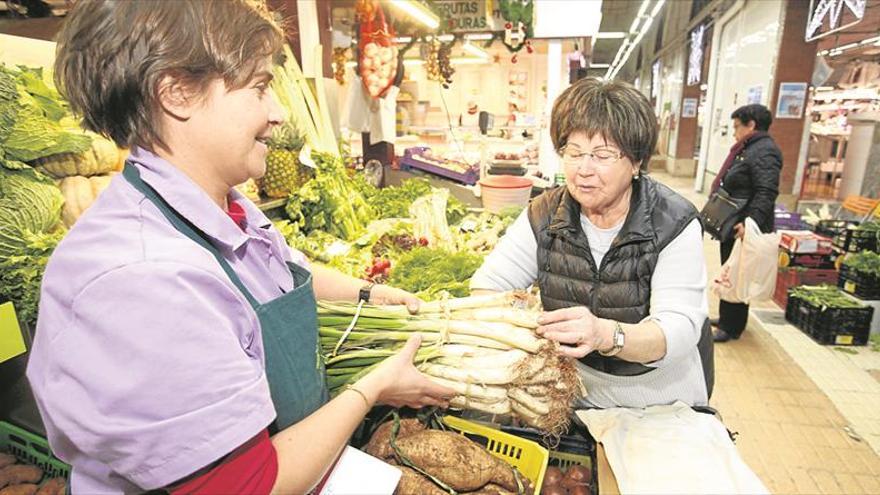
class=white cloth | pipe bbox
[341,76,370,133]
[470,210,709,408]
[341,77,398,145]
[370,85,398,145]
[577,403,769,495]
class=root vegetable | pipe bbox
[426,376,508,403]
[364,418,426,460]
[0,484,38,495]
[542,466,563,488]
[394,466,447,495]
[450,396,511,415]
[434,349,528,370]
[508,389,550,415]
[567,483,592,495]
[393,430,518,492]
[420,363,516,385]
[0,456,13,470]
[565,465,592,483]
[35,478,65,495]
[541,486,567,495]
[0,466,42,489]
[467,483,519,495]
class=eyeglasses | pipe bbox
[559,146,624,168]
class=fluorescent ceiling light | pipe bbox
[836,42,859,51]
[393,36,413,43]
[464,33,494,41]
[429,34,455,42]
[650,0,666,18]
[403,59,425,66]
[859,36,880,45]
[389,0,440,30]
[816,86,835,91]
[608,0,667,79]
[463,41,490,58]
[595,32,626,39]
[590,63,611,68]
[629,17,641,33]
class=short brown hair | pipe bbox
[550,78,658,172]
[54,0,284,150]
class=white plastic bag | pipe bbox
[341,75,371,133]
[712,217,781,304]
[577,403,768,495]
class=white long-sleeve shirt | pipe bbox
[470,211,709,408]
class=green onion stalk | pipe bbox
[318,292,583,439]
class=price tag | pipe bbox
[0,302,26,364]
[835,335,854,345]
[844,280,856,294]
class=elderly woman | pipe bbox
[471,78,712,408]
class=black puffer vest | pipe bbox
[528,177,704,377]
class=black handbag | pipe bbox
[700,188,748,242]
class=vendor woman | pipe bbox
[26,1,454,493]
[471,78,713,409]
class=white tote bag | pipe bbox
[712,218,781,304]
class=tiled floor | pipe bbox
[653,171,880,494]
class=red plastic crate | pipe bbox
[779,231,834,255]
[773,268,839,308]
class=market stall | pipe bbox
[0,1,777,493]
[0,25,605,495]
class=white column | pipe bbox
[839,112,880,199]
[539,39,564,179]
[297,0,320,77]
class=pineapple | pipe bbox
[261,121,307,198]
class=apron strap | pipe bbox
[122,162,261,310]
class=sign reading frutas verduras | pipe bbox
[433,0,489,31]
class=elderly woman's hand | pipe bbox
[536,306,611,358]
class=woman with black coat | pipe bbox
[711,104,783,342]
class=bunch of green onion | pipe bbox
[319,291,583,437]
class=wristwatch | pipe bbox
[358,283,375,303]
[598,321,625,357]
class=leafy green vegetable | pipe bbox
[285,151,374,241]
[842,251,880,278]
[387,247,484,299]
[0,229,64,325]
[789,285,865,308]
[362,177,467,225]
[0,167,64,257]
[0,167,65,324]
[0,64,91,169]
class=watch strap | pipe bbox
[358,283,375,303]
[598,321,625,357]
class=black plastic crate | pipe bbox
[500,423,598,495]
[834,227,880,254]
[785,290,873,345]
[838,264,880,300]
[814,219,859,240]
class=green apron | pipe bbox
[122,163,329,432]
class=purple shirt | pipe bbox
[27,148,309,493]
